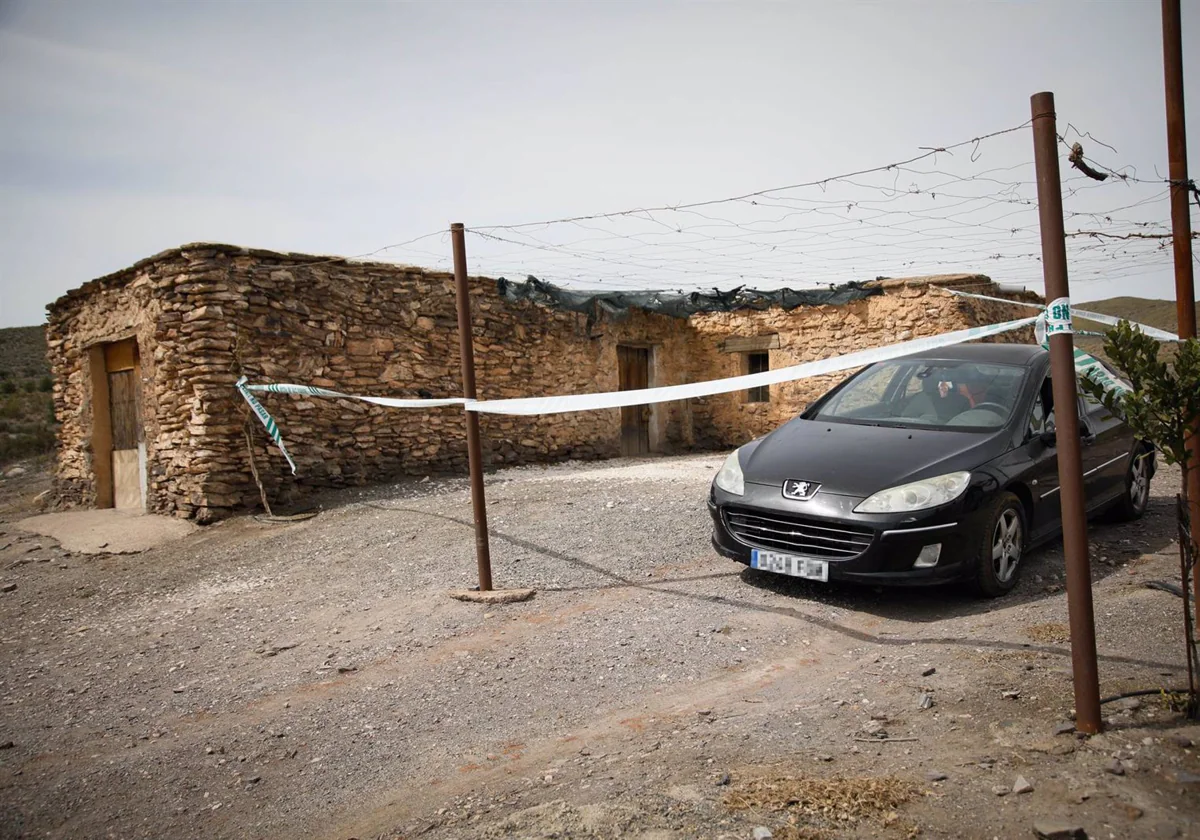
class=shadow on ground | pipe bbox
[385,503,1182,675]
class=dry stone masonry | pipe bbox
[46,243,1038,521]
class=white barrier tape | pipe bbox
[1075,347,1131,396]
[1061,308,1178,341]
[236,376,298,474]
[466,315,1040,415]
[240,315,1037,422]
[246,382,467,409]
[943,288,1180,341]
[238,312,1141,475]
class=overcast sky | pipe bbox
[2,0,1198,328]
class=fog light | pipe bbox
[913,543,942,569]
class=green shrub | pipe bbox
[37,375,52,392]
[0,425,55,465]
[1080,321,1200,718]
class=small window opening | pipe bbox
[746,351,770,403]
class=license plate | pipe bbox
[750,549,829,582]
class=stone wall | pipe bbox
[225,252,697,519]
[47,252,179,510]
[48,245,699,521]
[689,275,1039,443]
[47,245,1040,521]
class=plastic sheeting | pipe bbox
[495,276,881,322]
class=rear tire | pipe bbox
[1110,446,1151,522]
[970,492,1026,598]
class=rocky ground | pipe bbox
[0,453,1197,840]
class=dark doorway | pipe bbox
[617,345,650,456]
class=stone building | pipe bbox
[45,243,1038,521]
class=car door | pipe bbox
[1024,374,1064,541]
[1078,389,1131,508]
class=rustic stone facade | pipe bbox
[46,244,1038,521]
[688,276,1038,443]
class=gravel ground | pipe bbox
[0,453,1198,840]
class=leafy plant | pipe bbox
[1079,320,1200,717]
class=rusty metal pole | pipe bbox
[1031,92,1103,734]
[1162,0,1200,612]
[451,222,493,591]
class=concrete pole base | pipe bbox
[449,588,536,604]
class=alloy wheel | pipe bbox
[1130,454,1150,512]
[992,509,1022,583]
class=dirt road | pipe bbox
[1,455,1197,839]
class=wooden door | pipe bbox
[104,341,144,510]
[617,346,650,456]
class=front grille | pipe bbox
[724,507,874,559]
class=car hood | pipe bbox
[741,418,1010,497]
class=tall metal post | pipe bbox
[451,222,493,591]
[1162,0,1200,611]
[1031,92,1103,734]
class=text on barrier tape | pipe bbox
[236,376,297,474]
[942,288,1180,342]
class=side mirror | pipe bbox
[1037,418,1058,447]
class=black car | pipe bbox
[708,343,1153,597]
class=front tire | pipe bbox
[970,492,1026,598]
[1110,446,1151,522]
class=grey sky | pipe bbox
[1,0,1197,328]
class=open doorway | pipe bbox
[89,339,145,511]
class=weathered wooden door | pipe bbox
[617,346,650,456]
[104,341,144,510]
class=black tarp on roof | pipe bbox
[496,276,880,321]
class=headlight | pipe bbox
[714,448,745,496]
[854,471,970,513]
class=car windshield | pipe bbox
[811,359,1027,431]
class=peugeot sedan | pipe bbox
[708,343,1152,597]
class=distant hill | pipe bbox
[0,325,49,381]
[0,325,54,465]
[1076,296,1200,334]
[1068,296,1198,368]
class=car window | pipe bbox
[1029,375,1055,436]
[1081,387,1113,419]
[814,359,1026,432]
[827,364,900,414]
[903,375,926,400]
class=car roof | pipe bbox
[892,342,1048,366]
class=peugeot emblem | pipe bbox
[782,479,820,501]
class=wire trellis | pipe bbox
[316,118,1192,300]
[435,120,1190,296]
